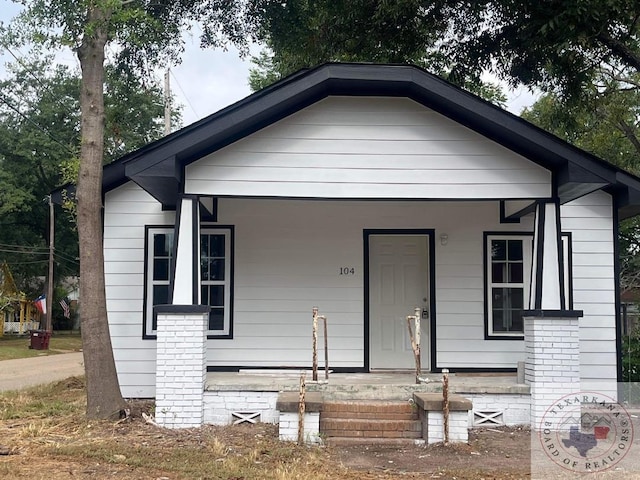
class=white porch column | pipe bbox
[524,201,582,430]
[529,200,565,310]
[154,195,207,428]
[155,305,209,428]
[172,195,201,305]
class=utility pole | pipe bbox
[164,69,171,136]
[46,194,54,333]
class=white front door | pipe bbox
[369,234,430,370]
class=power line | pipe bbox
[0,245,79,265]
[170,69,199,119]
[1,259,48,266]
[0,42,78,120]
[0,247,49,256]
[0,242,49,252]
[54,252,79,265]
[0,92,75,155]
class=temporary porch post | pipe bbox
[155,195,209,428]
[523,200,582,430]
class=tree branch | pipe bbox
[596,32,640,72]
[617,119,640,156]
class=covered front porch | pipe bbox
[153,193,583,437]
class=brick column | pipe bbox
[155,305,209,428]
[524,312,581,430]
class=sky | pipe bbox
[0,1,538,128]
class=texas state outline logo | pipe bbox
[538,391,634,474]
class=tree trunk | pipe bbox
[76,6,126,419]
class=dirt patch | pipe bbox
[333,426,530,479]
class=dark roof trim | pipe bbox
[52,63,640,217]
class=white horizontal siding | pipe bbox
[561,191,617,384]
[104,182,175,398]
[431,201,530,368]
[185,96,551,199]
[205,198,531,369]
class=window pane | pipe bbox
[507,240,523,260]
[492,263,506,283]
[209,259,225,280]
[509,263,523,283]
[492,309,505,332]
[209,235,225,257]
[492,287,523,309]
[201,285,208,304]
[510,289,523,308]
[153,285,169,306]
[208,285,224,307]
[154,233,173,257]
[491,240,506,260]
[201,235,209,258]
[201,258,209,281]
[492,308,524,333]
[511,311,524,332]
[153,259,170,281]
[209,308,224,331]
[492,287,506,307]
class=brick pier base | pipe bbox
[524,312,581,430]
[155,305,209,428]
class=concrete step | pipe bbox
[322,400,418,419]
[320,418,423,439]
[320,400,424,444]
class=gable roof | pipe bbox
[55,62,640,219]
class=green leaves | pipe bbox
[0,53,174,289]
[247,0,507,104]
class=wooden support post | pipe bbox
[406,307,422,384]
[323,316,329,381]
[298,371,306,445]
[19,299,25,334]
[442,369,450,445]
[312,307,318,382]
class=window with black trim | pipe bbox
[200,229,232,335]
[144,226,233,339]
[146,228,173,334]
[484,233,572,339]
[485,234,532,338]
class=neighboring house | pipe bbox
[0,262,39,335]
[55,63,640,432]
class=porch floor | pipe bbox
[205,371,529,400]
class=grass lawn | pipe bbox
[0,333,82,361]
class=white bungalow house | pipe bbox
[56,63,640,436]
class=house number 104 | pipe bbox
[340,267,355,275]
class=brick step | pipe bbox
[322,400,417,419]
[320,418,422,439]
[326,437,425,447]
